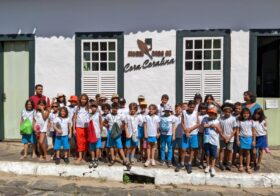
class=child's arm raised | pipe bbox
[181,113,190,137]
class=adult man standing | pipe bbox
[29,84,50,109]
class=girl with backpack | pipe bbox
[20,99,36,160]
[144,104,160,167]
[73,94,90,164]
[159,105,176,167]
[88,102,102,168]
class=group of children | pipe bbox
[20,92,268,176]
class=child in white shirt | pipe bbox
[53,107,72,164]
[20,99,36,159]
[124,103,142,164]
[88,102,102,168]
[159,105,176,167]
[144,104,160,167]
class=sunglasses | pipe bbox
[52,105,58,108]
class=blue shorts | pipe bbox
[22,133,36,144]
[182,134,199,149]
[256,135,267,149]
[54,135,70,150]
[147,136,157,143]
[240,136,252,150]
[172,138,182,149]
[89,138,102,151]
[138,126,144,139]
[182,135,189,150]
[126,138,139,148]
[106,130,123,149]
[204,143,218,159]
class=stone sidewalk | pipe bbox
[0,172,280,196]
[1,142,280,188]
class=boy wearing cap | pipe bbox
[159,105,176,167]
[202,106,225,177]
[111,93,119,104]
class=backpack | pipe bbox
[110,122,122,139]
[88,120,98,143]
[159,118,170,134]
[20,119,33,135]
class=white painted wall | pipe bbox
[124,30,176,106]
[230,31,250,102]
[35,36,75,100]
[1,0,280,103]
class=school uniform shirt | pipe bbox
[157,104,165,117]
[160,115,176,136]
[53,117,71,136]
[124,114,142,138]
[182,110,199,135]
[22,109,34,122]
[106,113,123,130]
[67,105,77,123]
[137,112,147,127]
[219,115,238,142]
[118,107,129,121]
[49,112,59,132]
[174,114,184,138]
[34,111,49,133]
[75,106,90,128]
[207,118,220,146]
[239,120,254,137]
[254,120,267,136]
[89,112,102,138]
[144,115,160,137]
[198,114,208,133]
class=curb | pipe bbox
[0,161,280,188]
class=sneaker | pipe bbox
[226,162,232,171]
[55,158,61,165]
[210,167,216,177]
[124,161,131,171]
[175,163,184,172]
[159,160,165,166]
[108,160,115,166]
[151,159,156,166]
[204,166,210,173]
[186,164,192,174]
[89,160,95,168]
[93,159,99,168]
[144,160,150,167]
[64,157,70,164]
[167,161,172,167]
[219,162,225,171]
[130,159,136,165]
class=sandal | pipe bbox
[246,166,253,174]
[239,165,244,172]
[20,155,27,160]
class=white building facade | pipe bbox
[1,0,280,141]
